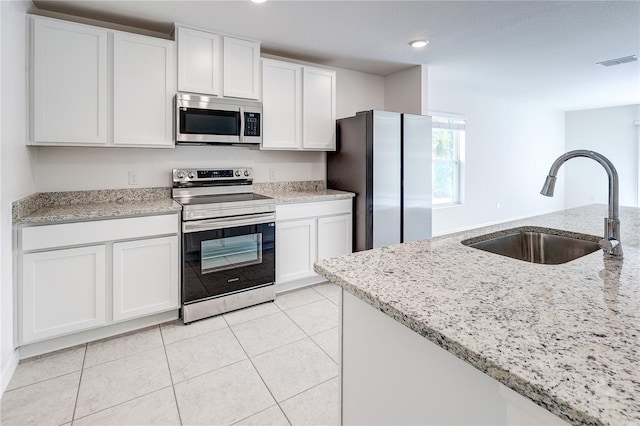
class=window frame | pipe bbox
[430,113,466,208]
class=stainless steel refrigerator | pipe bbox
[327,110,432,252]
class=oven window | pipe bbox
[201,234,262,274]
[180,108,239,135]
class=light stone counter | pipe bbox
[13,188,181,224]
[314,204,640,425]
[254,181,354,203]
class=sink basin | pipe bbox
[462,227,601,265]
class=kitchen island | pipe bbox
[314,205,640,425]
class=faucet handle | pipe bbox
[599,238,619,253]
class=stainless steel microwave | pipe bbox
[175,94,262,145]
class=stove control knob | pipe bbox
[187,171,195,179]
[176,171,185,179]
[244,170,250,177]
[235,170,241,177]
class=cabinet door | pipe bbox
[32,17,108,145]
[276,218,317,284]
[21,246,106,343]
[317,214,353,260]
[112,236,179,322]
[177,27,221,95]
[113,33,175,147]
[261,59,302,150]
[302,67,336,150]
[223,37,260,99]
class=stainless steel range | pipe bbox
[172,167,275,323]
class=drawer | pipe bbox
[276,199,352,221]
[21,214,179,251]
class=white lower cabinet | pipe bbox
[276,218,317,283]
[112,236,179,321]
[18,214,180,346]
[21,246,106,343]
[275,199,352,289]
[317,215,352,260]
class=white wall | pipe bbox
[35,60,385,191]
[564,105,640,209]
[1,0,36,391]
[428,71,566,236]
[384,65,428,115]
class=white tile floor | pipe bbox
[1,284,341,426]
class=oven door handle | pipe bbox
[183,213,275,233]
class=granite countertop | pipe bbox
[254,181,354,203]
[314,204,640,425]
[13,188,181,225]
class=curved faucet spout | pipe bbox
[540,150,622,259]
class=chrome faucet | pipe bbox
[540,150,623,259]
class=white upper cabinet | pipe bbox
[261,59,336,151]
[32,17,108,145]
[177,27,221,95]
[30,16,175,148]
[302,67,337,150]
[261,59,302,150]
[113,33,175,147]
[223,37,260,99]
[176,26,260,100]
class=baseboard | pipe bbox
[276,275,327,294]
[19,310,178,359]
[1,348,20,396]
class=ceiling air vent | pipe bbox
[596,55,638,67]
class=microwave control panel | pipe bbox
[244,112,261,137]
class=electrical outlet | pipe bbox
[496,201,500,209]
[269,168,276,181]
[128,171,139,186]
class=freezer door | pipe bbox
[372,111,402,248]
[402,113,432,242]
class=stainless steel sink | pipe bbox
[462,227,601,265]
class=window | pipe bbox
[432,115,465,206]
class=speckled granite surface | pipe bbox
[314,204,640,426]
[13,188,180,224]
[254,181,354,203]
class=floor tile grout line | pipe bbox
[224,315,292,425]
[82,342,166,371]
[223,300,284,327]
[229,309,294,333]
[80,344,167,372]
[70,384,176,424]
[3,368,84,394]
[279,300,340,363]
[170,357,248,387]
[277,374,339,405]
[159,325,184,426]
[69,344,88,425]
[308,328,340,364]
[4,345,89,393]
[244,334,309,359]
[162,323,232,347]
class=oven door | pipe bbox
[182,213,275,305]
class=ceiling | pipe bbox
[33,0,640,111]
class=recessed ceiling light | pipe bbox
[596,55,638,67]
[410,40,429,48]
[251,0,267,3]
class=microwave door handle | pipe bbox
[239,106,245,142]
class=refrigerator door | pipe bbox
[402,114,432,242]
[329,113,370,252]
[372,111,402,248]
